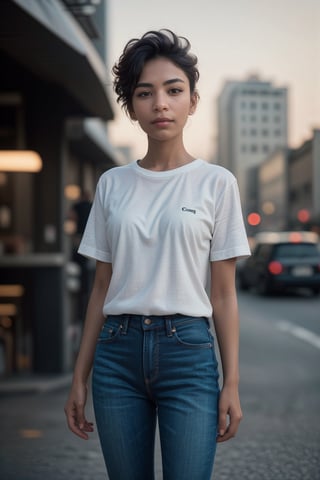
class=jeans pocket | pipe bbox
[97,319,123,344]
[173,319,213,349]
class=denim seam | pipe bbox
[172,334,213,349]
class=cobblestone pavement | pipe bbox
[1,291,320,479]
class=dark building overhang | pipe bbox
[0,0,113,120]
[62,0,101,38]
[67,118,125,167]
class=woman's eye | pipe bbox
[137,91,151,98]
[169,88,183,95]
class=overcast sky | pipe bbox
[106,0,320,161]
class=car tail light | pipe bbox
[288,232,302,243]
[268,260,283,275]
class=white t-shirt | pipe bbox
[78,159,250,317]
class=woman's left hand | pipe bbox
[217,384,243,443]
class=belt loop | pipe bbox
[121,315,129,335]
[165,318,172,337]
[165,317,176,337]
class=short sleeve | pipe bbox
[210,179,251,261]
[78,176,112,262]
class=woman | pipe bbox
[65,29,250,480]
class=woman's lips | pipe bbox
[152,118,173,126]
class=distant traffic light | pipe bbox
[297,209,310,223]
[247,212,261,226]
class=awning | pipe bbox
[67,118,126,167]
[0,0,113,119]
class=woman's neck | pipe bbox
[139,140,195,171]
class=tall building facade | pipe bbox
[217,75,288,216]
[0,0,122,377]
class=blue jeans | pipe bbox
[92,314,220,480]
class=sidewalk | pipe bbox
[0,373,73,396]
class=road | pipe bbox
[214,289,320,479]
[0,290,319,480]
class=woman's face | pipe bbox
[130,57,197,143]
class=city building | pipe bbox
[248,129,320,236]
[287,129,320,232]
[216,75,288,217]
[257,148,289,233]
[0,0,123,377]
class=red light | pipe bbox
[297,209,310,223]
[268,261,283,275]
[289,232,302,243]
[247,212,261,226]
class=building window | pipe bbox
[250,128,257,136]
[262,145,269,153]
[250,115,257,122]
[289,191,297,202]
[250,144,258,153]
[274,102,281,110]
[241,128,247,136]
[241,101,246,109]
[0,94,24,148]
[303,183,311,194]
[262,129,269,136]
[241,115,247,122]
[0,94,36,255]
[261,115,269,123]
[250,102,257,110]
[241,145,247,152]
[274,129,281,136]
[262,102,269,110]
[274,115,281,123]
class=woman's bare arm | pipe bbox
[64,260,112,439]
[210,258,243,442]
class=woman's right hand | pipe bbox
[64,382,94,440]
[64,262,112,440]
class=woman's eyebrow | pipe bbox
[135,78,185,89]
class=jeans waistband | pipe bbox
[106,314,208,336]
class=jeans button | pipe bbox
[144,318,152,325]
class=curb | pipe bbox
[0,374,73,396]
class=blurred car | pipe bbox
[237,231,320,295]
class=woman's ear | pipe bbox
[189,91,199,115]
[129,109,137,121]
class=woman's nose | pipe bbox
[153,93,168,111]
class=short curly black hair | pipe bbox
[112,29,199,115]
